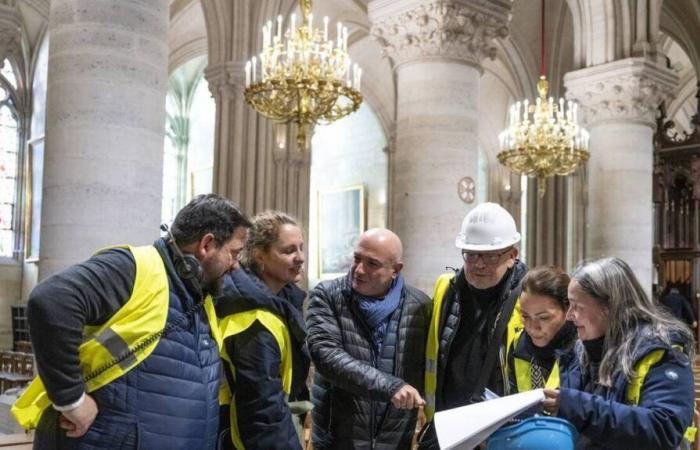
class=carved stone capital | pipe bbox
[564,57,677,127]
[204,61,245,100]
[369,0,510,69]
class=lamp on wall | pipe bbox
[497,0,589,196]
[244,0,363,150]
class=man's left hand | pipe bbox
[542,388,560,415]
[59,394,98,438]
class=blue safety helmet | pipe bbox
[486,416,577,450]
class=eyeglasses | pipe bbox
[461,248,512,265]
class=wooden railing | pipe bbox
[0,351,34,394]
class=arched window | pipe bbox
[0,58,20,258]
[161,56,214,223]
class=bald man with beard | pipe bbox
[306,229,432,450]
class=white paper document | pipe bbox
[434,389,545,450]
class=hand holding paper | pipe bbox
[434,389,545,450]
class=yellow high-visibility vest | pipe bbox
[510,330,560,392]
[626,345,696,443]
[12,245,222,430]
[219,308,293,450]
[424,273,523,421]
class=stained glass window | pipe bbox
[0,58,19,258]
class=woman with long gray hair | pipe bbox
[542,257,696,450]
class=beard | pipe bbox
[201,274,225,298]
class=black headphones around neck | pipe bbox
[160,223,203,282]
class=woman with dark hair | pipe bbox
[543,257,696,450]
[507,266,576,393]
[216,211,310,450]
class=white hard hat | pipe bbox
[455,202,521,251]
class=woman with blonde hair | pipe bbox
[216,211,310,450]
[543,257,695,450]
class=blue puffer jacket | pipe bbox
[558,328,694,450]
[74,240,221,449]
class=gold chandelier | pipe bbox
[497,0,589,196]
[244,0,363,149]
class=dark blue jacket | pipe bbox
[216,268,309,450]
[31,240,221,450]
[558,329,694,450]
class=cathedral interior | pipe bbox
[0,0,700,444]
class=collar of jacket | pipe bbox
[153,237,203,304]
[216,266,308,344]
[515,320,577,362]
[559,323,690,376]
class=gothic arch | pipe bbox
[661,0,700,75]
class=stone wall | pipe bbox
[308,103,388,288]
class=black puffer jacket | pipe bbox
[307,275,431,450]
[436,260,528,407]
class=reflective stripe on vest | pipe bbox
[219,308,293,450]
[626,345,696,443]
[424,273,523,422]
[511,331,560,392]
[12,245,222,430]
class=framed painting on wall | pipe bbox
[318,184,365,279]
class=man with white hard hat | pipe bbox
[418,203,527,449]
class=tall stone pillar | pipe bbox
[205,62,311,223]
[370,0,510,291]
[39,0,169,280]
[565,58,677,294]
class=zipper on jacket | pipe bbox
[438,279,461,399]
[349,299,381,448]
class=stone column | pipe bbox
[565,57,677,295]
[205,62,311,222]
[370,0,510,291]
[38,0,169,280]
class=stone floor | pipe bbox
[0,392,23,435]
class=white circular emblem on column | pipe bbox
[458,177,476,204]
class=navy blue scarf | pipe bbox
[356,274,404,328]
[355,274,404,354]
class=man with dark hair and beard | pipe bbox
[13,194,251,450]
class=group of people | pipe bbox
[10,194,697,450]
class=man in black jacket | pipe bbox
[660,286,696,329]
[307,228,432,449]
[420,202,527,449]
